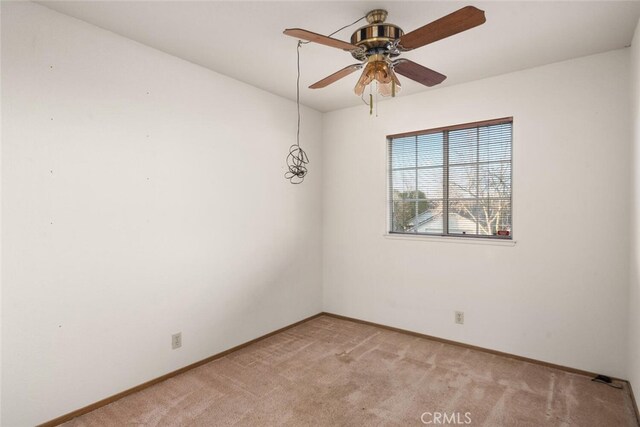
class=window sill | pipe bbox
[383,233,517,246]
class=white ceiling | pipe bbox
[39,1,640,112]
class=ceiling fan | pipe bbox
[283,6,486,97]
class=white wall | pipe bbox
[322,49,631,378]
[629,16,640,408]
[0,2,3,422]
[1,2,323,425]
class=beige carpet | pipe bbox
[62,315,638,426]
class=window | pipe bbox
[388,118,513,239]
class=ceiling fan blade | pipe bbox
[283,28,360,51]
[309,64,363,89]
[398,6,486,50]
[394,60,446,87]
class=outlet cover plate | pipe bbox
[172,332,182,349]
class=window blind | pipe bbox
[388,118,513,239]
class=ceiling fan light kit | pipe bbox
[283,5,486,98]
[354,54,401,97]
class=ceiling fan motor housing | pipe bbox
[351,9,403,58]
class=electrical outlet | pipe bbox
[455,311,464,325]
[172,332,182,349]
